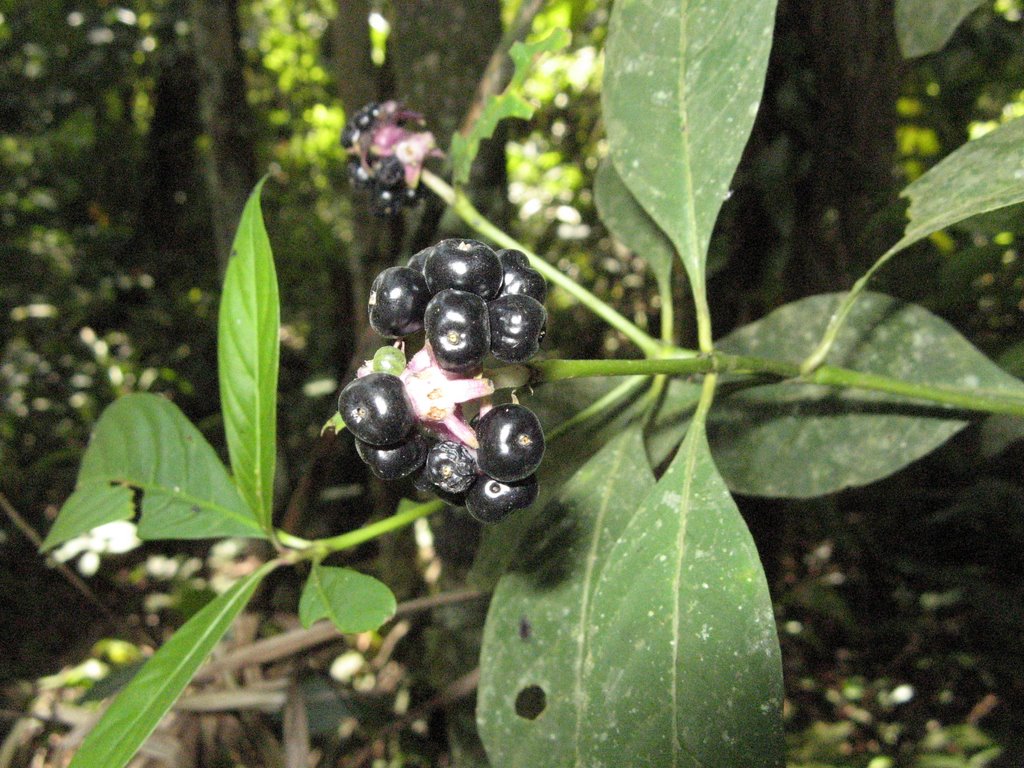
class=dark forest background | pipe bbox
[1,1,1023,765]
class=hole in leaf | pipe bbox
[514,685,546,720]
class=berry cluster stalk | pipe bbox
[420,169,665,359]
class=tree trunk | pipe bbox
[188,0,259,270]
[784,0,902,296]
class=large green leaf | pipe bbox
[41,394,265,552]
[450,29,570,186]
[603,0,777,292]
[477,428,655,766]
[479,405,784,765]
[68,563,274,768]
[894,0,985,58]
[594,158,676,293]
[298,564,397,633]
[712,293,1024,498]
[218,177,280,533]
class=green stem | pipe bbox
[547,376,647,442]
[420,169,663,358]
[311,499,444,558]
[521,355,1024,418]
[801,242,901,374]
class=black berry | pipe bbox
[338,373,416,446]
[407,245,433,274]
[424,289,490,373]
[348,159,372,191]
[373,187,402,217]
[422,440,478,494]
[353,102,380,130]
[488,294,547,363]
[369,266,430,337]
[376,155,406,189]
[356,434,428,480]
[466,474,539,523]
[424,239,503,299]
[341,123,360,149]
[475,404,545,482]
[497,249,547,303]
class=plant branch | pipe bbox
[518,355,1024,418]
[800,242,901,374]
[420,169,664,357]
[308,499,445,559]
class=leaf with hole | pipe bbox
[477,428,656,766]
[603,0,777,295]
[450,29,570,186]
[41,393,265,552]
[895,0,986,58]
[298,564,397,633]
[218,177,280,534]
[68,563,274,768]
[711,293,1024,497]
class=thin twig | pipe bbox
[194,589,486,683]
[0,490,117,625]
[340,668,481,768]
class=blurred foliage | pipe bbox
[1,0,1023,766]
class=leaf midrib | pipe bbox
[572,436,633,766]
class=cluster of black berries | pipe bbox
[341,101,439,217]
[337,238,549,523]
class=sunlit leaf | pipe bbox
[895,0,986,58]
[41,482,134,552]
[298,565,396,633]
[712,293,1024,497]
[450,29,571,186]
[477,428,655,765]
[603,0,777,294]
[42,394,265,552]
[68,563,275,768]
[894,117,1024,254]
[218,177,280,534]
[594,158,675,293]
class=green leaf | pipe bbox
[895,118,1024,255]
[321,411,346,436]
[298,565,397,633]
[450,29,571,186]
[41,482,134,552]
[42,394,265,552]
[712,293,1024,498]
[894,0,985,58]
[603,0,777,293]
[477,428,656,765]
[594,158,676,293]
[218,177,280,533]
[68,563,274,768]
[479,412,784,766]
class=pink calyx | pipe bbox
[400,347,492,449]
